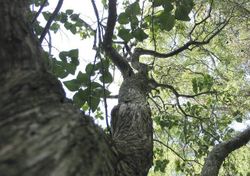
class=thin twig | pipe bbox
[31,0,48,24]
[154,139,202,166]
[91,0,111,135]
[39,0,64,44]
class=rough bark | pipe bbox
[111,73,153,175]
[103,0,154,175]
[201,127,250,176]
[0,1,153,176]
[3,1,248,176]
[0,1,115,176]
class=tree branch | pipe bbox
[154,139,202,165]
[134,17,230,59]
[31,0,48,24]
[201,127,250,176]
[39,0,64,44]
[102,0,133,78]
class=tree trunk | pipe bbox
[0,1,153,176]
[111,73,153,175]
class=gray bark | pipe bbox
[3,1,248,176]
[201,127,250,176]
[0,1,153,176]
[111,73,153,175]
[0,1,115,176]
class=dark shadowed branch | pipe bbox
[102,0,133,78]
[31,0,48,24]
[39,0,64,44]
[133,15,230,59]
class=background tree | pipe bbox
[0,0,249,176]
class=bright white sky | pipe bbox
[38,0,250,130]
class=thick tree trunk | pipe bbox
[0,1,153,176]
[0,1,115,176]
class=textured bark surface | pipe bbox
[2,1,249,176]
[0,1,115,176]
[0,1,153,176]
[0,71,116,176]
[111,73,153,175]
[201,127,250,176]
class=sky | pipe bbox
[36,0,250,131]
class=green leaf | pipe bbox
[57,49,79,76]
[95,107,104,120]
[192,78,198,94]
[68,49,79,65]
[203,74,213,90]
[42,11,51,21]
[158,11,175,31]
[59,49,79,68]
[59,51,67,62]
[81,102,89,111]
[64,22,77,34]
[59,12,68,23]
[52,61,68,78]
[66,9,73,15]
[175,5,191,21]
[33,22,44,35]
[50,23,60,33]
[88,96,100,112]
[73,89,88,108]
[85,63,96,76]
[99,71,113,83]
[133,28,148,41]
[70,14,80,21]
[118,28,132,42]
[129,16,139,30]
[69,25,77,34]
[125,2,141,16]
[76,72,89,86]
[63,79,80,91]
[101,0,108,9]
[163,1,174,12]
[65,63,77,74]
[154,159,169,173]
[152,0,164,7]
[118,12,130,24]
[91,82,103,89]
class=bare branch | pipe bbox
[102,0,133,78]
[107,95,118,99]
[189,0,213,39]
[31,0,48,24]
[39,0,64,44]
[134,16,230,59]
[154,139,202,165]
[156,83,217,98]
